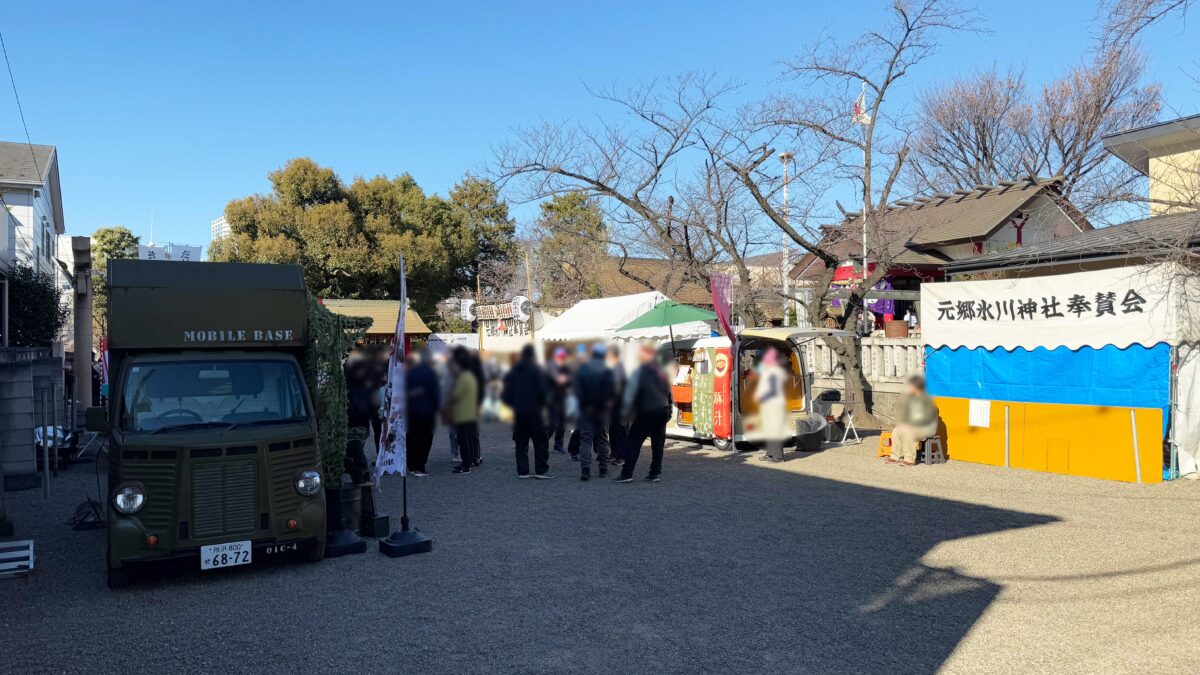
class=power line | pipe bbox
[0,28,41,178]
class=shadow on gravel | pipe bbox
[645,439,1059,673]
[4,425,1061,675]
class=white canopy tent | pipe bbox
[540,292,715,373]
[540,291,714,343]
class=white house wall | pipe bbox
[2,185,58,278]
[0,205,12,273]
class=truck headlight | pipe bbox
[295,470,322,496]
[113,484,146,514]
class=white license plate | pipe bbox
[200,541,252,570]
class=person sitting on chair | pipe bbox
[887,374,939,466]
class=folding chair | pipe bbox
[839,393,861,445]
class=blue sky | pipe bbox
[1,1,1197,249]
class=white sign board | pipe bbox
[921,264,1193,351]
[511,295,531,322]
[169,243,202,261]
[137,244,168,260]
[968,399,991,428]
[427,333,477,356]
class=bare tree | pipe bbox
[496,74,780,324]
[721,0,976,423]
[1096,0,1192,51]
[905,69,1027,191]
[906,0,1182,219]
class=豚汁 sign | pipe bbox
[921,264,1193,351]
[474,297,532,322]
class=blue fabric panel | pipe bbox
[925,344,1170,433]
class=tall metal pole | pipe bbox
[50,384,58,477]
[476,275,483,352]
[779,152,793,327]
[861,142,869,277]
[40,390,49,498]
[525,249,536,343]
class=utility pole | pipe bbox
[476,275,483,352]
[525,249,536,342]
[778,151,793,327]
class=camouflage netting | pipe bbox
[303,295,371,479]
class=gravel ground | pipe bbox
[2,423,1199,674]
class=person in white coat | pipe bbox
[755,348,791,462]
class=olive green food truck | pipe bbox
[90,260,325,588]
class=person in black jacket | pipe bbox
[404,351,440,476]
[502,345,555,479]
[615,343,673,483]
[573,343,614,481]
[605,345,627,467]
[547,348,573,454]
[343,356,375,484]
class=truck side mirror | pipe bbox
[86,406,110,432]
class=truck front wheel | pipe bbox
[305,542,325,563]
[107,565,130,589]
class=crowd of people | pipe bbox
[345,340,675,483]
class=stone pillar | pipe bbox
[71,237,93,412]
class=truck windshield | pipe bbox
[120,359,309,433]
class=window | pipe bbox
[120,359,310,432]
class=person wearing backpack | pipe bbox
[573,343,614,481]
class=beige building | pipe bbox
[320,299,432,343]
[1104,114,1200,215]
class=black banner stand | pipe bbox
[378,473,432,557]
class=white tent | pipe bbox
[538,291,673,342]
[922,263,1200,479]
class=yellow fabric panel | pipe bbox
[1022,402,1161,483]
[934,397,1011,467]
[934,397,1162,483]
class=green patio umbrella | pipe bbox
[618,300,718,357]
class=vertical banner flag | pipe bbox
[711,271,734,339]
[168,243,202,261]
[375,255,409,483]
[137,244,168,260]
[712,346,733,441]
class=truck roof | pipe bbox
[109,259,305,290]
[107,260,309,351]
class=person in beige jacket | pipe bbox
[887,374,939,466]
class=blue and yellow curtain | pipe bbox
[925,344,1167,483]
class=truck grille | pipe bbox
[121,460,177,531]
[192,461,258,539]
[270,447,315,526]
